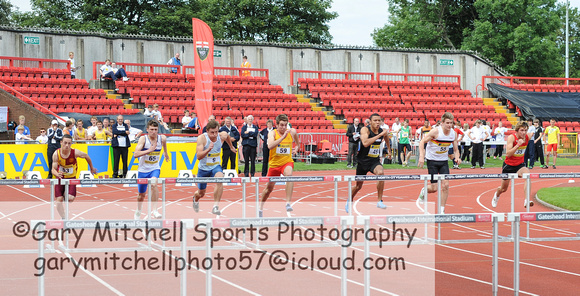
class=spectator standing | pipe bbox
[167,53,181,74]
[220,117,240,171]
[36,128,48,144]
[259,119,275,176]
[241,56,251,77]
[93,120,108,143]
[532,119,548,169]
[63,120,75,137]
[461,123,472,162]
[47,120,63,178]
[68,52,78,78]
[74,120,88,142]
[398,119,413,167]
[391,117,402,165]
[111,115,131,178]
[14,115,30,137]
[241,115,259,177]
[493,122,508,160]
[482,120,492,158]
[524,118,536,168]
[345,118,362,168]
[15,125,32,144]
[86,116,98,139]
[202,115,216,133]
[544,118,560,169]
[466,120,489,169]
[125,119,143,142]
[99,59,129,81]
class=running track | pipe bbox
[1,166,579,295]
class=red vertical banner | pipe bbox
[192,18,214,128]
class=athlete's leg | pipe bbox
[56,196,65,218]
[495,179,510,198]
[372,165,385,201]
[283,165,294,204]
[213,171,225,207]
[440,179,449,208]
[193,188,207,202]
[259,182,276,210]
[350,181,364,201]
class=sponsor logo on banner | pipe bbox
[196,41,210,61]
[520,213,537,221]
[123,170,138,187]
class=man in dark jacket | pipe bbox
[259,119,275,176]
[220,117,240,171]
[111,115,131,178]
[241,115,259,177]
[47,119,63,178]
[345,118,362,168]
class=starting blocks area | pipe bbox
[1,172,579,295]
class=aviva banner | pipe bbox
[0,142,239,179]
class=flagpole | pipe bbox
[566,0,569,82]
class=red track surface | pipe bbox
[1,166,580,295]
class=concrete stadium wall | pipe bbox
[0,28,502,95]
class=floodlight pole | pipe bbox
[566,0,569,82]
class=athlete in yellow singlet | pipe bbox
[93,120,107,142]
[258,114,300,217]
[74,119,87,141]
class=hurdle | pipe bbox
[523,173,580,237]
[0,178,52,255]
[508,211,580,295]
[30,218,194,296]
[198,216,354,296]
[357,213,505,296]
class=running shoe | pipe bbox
[192,200,199,213]
[211,206,221,215]
[553,165,557,169]
[285,203,293,212]
[542,165,548,169]
[377,200,387,209]
[151,210,162,219]
[258,210,263,218]
[491,192,499,208]
[417,188,426,201]
[471,166,475,169]
[134,210,141,220]
[524,199,534,208]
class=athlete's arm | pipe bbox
[360,127,387,147]
[291,128,300,154]
[161,135,169,162]
[76,150,98,174]
[220,131,236,152]
[51,151,62,179]
[267,129,286,150]
[505,134,522,158]
[196,134,211,160]
[132,136,150,158]
[418,128,439,168]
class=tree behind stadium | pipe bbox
[9,0,337,44]
[372,0,579,77]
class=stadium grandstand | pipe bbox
[0,27,579,155]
